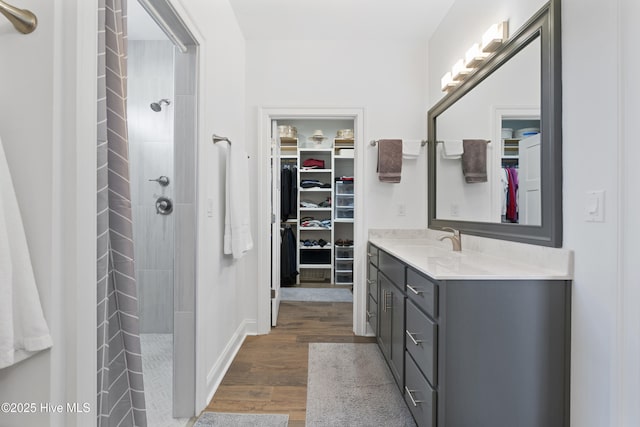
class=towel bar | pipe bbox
[0,0,37,34]
[212,134,231,144]
[370,139,428,147]
[212,133,251,158]
[434,140,491,144]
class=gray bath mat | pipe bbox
[281,287,352,302]
[306,343,416,426]
[193,412,288,427]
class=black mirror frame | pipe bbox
[427,0,562,247]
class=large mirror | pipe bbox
[428,0,562,247]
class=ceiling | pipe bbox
[228,0,455,41]
[128,0,456,41]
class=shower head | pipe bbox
[150,98,171,112]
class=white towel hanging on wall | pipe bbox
[402,139,422,159]
[0,137,53,369]
[223,141,254,259]
[441,140,464,159]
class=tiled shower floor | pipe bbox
[140,334,191,427]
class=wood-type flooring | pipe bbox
[204,300,376,426]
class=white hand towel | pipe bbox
[0,137,53,369]
[223,142,254,260]
[441,140,464,159]
[402,139,422,159]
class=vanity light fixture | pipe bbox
[451,58,472,81]
[441,72,459,92]
[482,21,508,53]
[441,20,509,92]
[465,43,489,68]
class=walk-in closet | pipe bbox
[273,119,356,293]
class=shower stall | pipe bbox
[128,38,180,426]
[126,0,199,422]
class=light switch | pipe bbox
[207,198,214,217]
[585,190,605,222]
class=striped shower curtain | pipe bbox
[97,0,147,425]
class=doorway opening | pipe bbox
[258,108,367,335]
[127,0,198,422]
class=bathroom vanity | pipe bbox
[367,231,572,427]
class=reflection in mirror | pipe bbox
[428,0,562,247]
[435,36,541,225]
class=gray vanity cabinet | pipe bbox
[438,279,571,427]
[366,244,379,334]
[377,250,406,387]
[369,242,571,427]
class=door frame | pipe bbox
[491,106,540,222]
[132,0,200,418]
[257,107,367,335]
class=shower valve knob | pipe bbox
[155,197,173,215]
[149,175,170,186]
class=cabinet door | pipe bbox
[390,283,405,388]
[378,274,404,386]
[367,262,378,301]
[367,293,378,335]
[378,275,392,362]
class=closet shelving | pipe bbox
[500,119,540,165]
[278,127,355,286]
[332,137,355,286]
[298,146,334,280]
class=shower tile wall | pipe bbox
[128,40,175,333]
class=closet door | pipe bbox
[518,133,541,226]
[271,120,282,326]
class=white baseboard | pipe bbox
[204,318,257,405]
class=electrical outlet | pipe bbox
[397,204,406,216]
[450,203,460,217]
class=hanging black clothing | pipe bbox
[290,166,297,218]
[280,227,298,287]
[281,167,292,222]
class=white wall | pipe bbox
[0,1,54,423]
[246,39,429,232]
[619,0,640,423]
[1,0,250,424]
[428,0,640,425]
[169,0,251,413]
[0,0,97,426]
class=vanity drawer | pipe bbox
[367,263,378,301]
[406,267,438,319]
[379,250,405,289]
[404,351,437,427]
[406,299,437,387]
[367,243,379,267]
[367,294,377,335]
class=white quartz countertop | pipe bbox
[368,231,573,281]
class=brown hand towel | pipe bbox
[461,139,488,183]
[377,139,402,183]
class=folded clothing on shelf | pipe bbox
[300,239,330,248]
[335,239,354,247]
[300,219,331,228]
[318,197,331,207]
[302,158,325,169]
[300,180,331,188]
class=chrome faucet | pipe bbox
[439,227,461,251]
